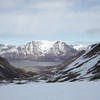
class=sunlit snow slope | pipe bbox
[48,43,100,82]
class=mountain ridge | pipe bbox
[0,40,80,61]
[48,43,100,82]
[0,43,100,83]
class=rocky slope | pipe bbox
[0,56,30,83]
[48,43,100,82]
[0,40,78,61]
[0,56,49,84]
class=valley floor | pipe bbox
[0,82,100,100]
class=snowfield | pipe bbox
[0,82,100,100]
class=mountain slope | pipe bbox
[0,56,28,81]
[0,41,78,61]
[0,43,100,83]
[0,56,55,83]
[48,43,100,82]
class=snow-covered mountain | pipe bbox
[71,44,87,51]
[0,41,78,61]
[48,43,100,82]
[0,43,100,83]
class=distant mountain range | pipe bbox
[0,43,100,83]
[71,44,87,51]
[0,40,85,62]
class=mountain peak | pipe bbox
[0,40,78,61]
[71,44,87,51]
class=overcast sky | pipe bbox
[0,0,100,45]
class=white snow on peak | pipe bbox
[72,44,87,51]
[0,44,18,54]
[34,40,55,52]
[0,40,79,60]
[31,40,64,53]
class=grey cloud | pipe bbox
[87,28,100,34]
[70,0,100,12]
[0,0,100,13]
[0,0,100,39]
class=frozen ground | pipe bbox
[0,82,100,100]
